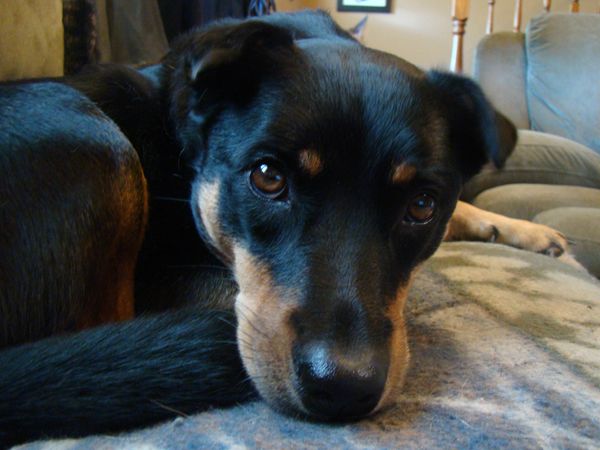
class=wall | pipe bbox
[276,0,598,73]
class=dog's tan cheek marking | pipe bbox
[233,245,303,411]
[197,180,233,261]
[391,163,417,185]
[374,274,416,413]
[299,149,324,176]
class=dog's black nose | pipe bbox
[293,343,388,420]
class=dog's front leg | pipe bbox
[445,201,570,257]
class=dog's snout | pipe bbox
[293,342,388,420]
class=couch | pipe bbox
[468,13,600,277]
[4,3,600,449]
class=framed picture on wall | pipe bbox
[337,0,391,13]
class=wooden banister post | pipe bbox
[513,0,523,32]
[450,0,470,73]
[543,0,552,12]
[570,0,580,13]
[486,0,496,34]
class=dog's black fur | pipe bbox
[0,11,516,447]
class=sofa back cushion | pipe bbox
[473,32,530,130]
[526,13,600,154]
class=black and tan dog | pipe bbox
[0,11,567,447]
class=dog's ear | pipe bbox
[168,20,294,123]
[187,21,293,86]
[348,16,368,43]
[164,20,297,168]
[426,70,517,181]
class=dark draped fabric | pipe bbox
[63,0,275,70]
[95,0,170,64]
[63,0,98,74]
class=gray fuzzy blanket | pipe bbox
[18,243,600,449]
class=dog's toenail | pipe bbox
[542,243,564,257]
[488,225,499,243]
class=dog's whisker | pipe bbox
[148,399,189,418]
[216,316,237,329]
[165,264,231,272]
[235,306,271,340]
[153,196,189,203]
[235,338,257,350]
[212,339,240,346]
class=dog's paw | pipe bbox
[447,202,570,258]
[481,218,569,257]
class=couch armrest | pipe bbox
[473,31,530,130]
[462,130,600,202]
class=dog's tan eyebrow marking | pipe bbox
[298,149,324,176]
[391,163,417,185]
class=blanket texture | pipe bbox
[18,243,600,449]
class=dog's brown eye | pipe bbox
[405,193,436,224]
[250,162,287,199]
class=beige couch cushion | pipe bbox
[534,207,600,278]
[0,0,64,81]
[472,183,600,275]
[472,184,600,220]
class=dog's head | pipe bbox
[164,11,516,420]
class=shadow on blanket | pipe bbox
[18,242,600,449]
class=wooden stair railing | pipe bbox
[490,0,586,33]
[571,0,580,12]
[451,0,597,72]
[513,0,524,31]
[487,0,496,33]
[450,0,469,73]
